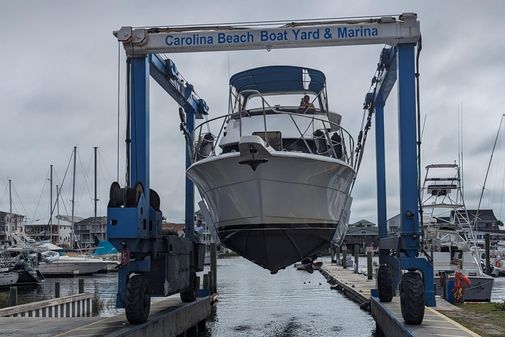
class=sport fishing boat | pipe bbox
[422,164,494,301]
[187,66,356,273]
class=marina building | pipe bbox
[74,216,107,249]
[0,211,25,241]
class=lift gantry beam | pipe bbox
[114,13,420,56]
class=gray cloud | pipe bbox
[1,0,505,226]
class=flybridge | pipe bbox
[114,13,420,56]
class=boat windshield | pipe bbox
[245,93,321,112]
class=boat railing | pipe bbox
[191,91,355,167]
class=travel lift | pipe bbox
[108,12,435,325]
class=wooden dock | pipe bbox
[320,263,480,337]
[0,295,213,337]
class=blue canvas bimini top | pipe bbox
[229,66,326,98]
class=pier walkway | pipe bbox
[320,263,480,337]
[0,295,212,337]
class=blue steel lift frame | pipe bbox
[107,54,208,309]
[371,44,435,306]
[110,14,434,322]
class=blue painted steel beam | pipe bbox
[129,57,150,207]
[375,48,397,106]
[149,54,209,119]
[396,43,420,258]
[184,109,195,240]
[375,100,387,240]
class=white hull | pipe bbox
[189,151,354,228]
[0,271,19,287]
[39,256,113,276]
[188,145,355,272]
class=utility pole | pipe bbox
[71,146,77,249]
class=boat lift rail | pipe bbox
[191,106,355,167]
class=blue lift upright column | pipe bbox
[184,109,195,240]
[375,98,387,266]
[396,43,435,306]
[129,56,150,197]
[110,55,152,308]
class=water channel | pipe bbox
[5,256,505,336]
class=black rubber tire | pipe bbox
[108,182,122,207]
[125,274,151,324]
[150,189,161,211]
[180,270,197,302]
[377,264,393,302]
[400,271,425,325]
[125,182,143,208]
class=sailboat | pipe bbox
[187,66,356,273]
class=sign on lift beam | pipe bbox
[115,13,420,56]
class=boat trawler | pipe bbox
[188,66,356,273]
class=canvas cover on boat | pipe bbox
[230,65,326,97]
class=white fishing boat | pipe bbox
[187,66,356,273]
[38,251,115,276]
[0,268,19,287]
[422,164,494,301]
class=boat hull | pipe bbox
[188,150,355,272]
[0,271,19,287]
[434,275,494,302]
[39,259,112,276]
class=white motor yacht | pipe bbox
[38,251,116,276]
[187,66,356,273]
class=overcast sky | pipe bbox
[1,1,505,225]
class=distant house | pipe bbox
[387,214,401,234]
[25,215,81,247]
[162,222,185,237]
[343,219,378,252]
[0,210,25,241]
[456,210,500,231]
[74,216,107,249]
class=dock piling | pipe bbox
[203,273,209,289]
[367,250,373,280]
[342,245,347,269]
[210,243,217,293]
[485,233,491,275]
[78,279,84,294]
[354,245,359,273]
[9,287,17,307]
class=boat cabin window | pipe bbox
[244,93,322,114]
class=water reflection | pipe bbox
[205,256,375,337]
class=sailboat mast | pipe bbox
[50,164,53,241]
[94,146,98,240]
[8,179,12,237]
[56,184,60,225]
[71,146,77,248]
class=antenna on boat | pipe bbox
[50,164,53,241]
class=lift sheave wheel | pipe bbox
[125,274,151,324]
[180,270,197,302]
[400,271,425,325]
[377,264,393,302]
